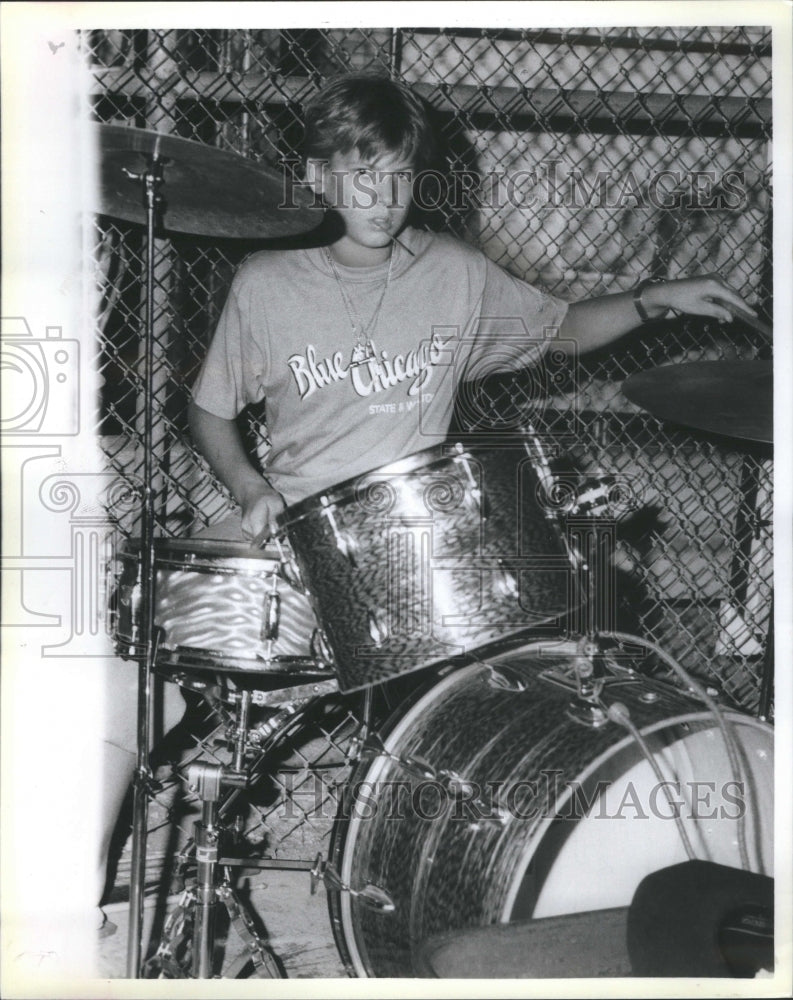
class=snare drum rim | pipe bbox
[123,536,285,564]
[152,645,332,675]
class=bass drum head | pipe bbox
[327,640,773,978]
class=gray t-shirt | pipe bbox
[191,227,568,505]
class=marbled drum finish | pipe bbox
[278,443,573,691]
[328,643,774,977]
[115,538,322,673]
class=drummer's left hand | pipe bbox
[643,274,755,323]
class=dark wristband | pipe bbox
[633,279,655,323]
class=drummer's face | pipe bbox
[314,147,414,257]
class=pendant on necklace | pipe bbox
[351,338,376,365]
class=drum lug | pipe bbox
[310,854,395,913]
[277,548,307,593]
[367,610,388,646]
[466,485,488,519]
[494,566,519,599]
[454,453,489,519]
[399,752,436,781]
[310,627,335,666]
[357,732,436,780]
[486,665,527,693]
[566,702,609,728]
[437,769,509,826]
[354,882,396,913]
[321,497,358,567]
[466,814,508,832]
[262,590,281,642]
[357,734,506,824]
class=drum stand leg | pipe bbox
[187,760,280,978]
[190,763,231,978]
[141,690,290,979]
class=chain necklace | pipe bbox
[325,244,395,364]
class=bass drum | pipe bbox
[327,640,773,977]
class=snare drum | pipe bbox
[113,537,326,676]
[277,440,575,691]
[327,640,773,977]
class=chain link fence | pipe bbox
[85,26,773,880]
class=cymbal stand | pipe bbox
[123,151,164,978]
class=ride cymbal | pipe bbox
[89,124,321,239]
[622,361,772,444]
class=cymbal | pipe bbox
[622,361,772,444]
[89,124,321,239]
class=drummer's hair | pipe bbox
[301,74,436,171]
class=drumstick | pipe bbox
[392,234,415,257]
[251,523,274,549]
[715,297,772,339]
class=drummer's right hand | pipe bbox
[239,482,286,544]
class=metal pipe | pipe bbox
[388,28,403,77]
[758,596,774,720]
[126,152,163,978]
[192,799,219,979]
[233,690,251,772]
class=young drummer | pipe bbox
[94,70,755,948]
[189,73,752,539]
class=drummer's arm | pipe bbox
[188,401,285,539]
[558,275,750,355]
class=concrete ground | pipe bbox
[97,870,347,979]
